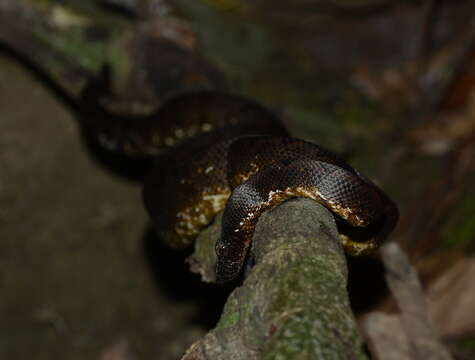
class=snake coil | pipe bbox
[82,90,398,283]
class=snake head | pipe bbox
[215,239,246,284]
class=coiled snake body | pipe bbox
[83,90,398,283]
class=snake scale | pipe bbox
[82,89,398,284]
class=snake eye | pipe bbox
[215,241,226,254]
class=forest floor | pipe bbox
[0,54,229,360]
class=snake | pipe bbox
[80,88,399,284]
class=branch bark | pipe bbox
[0,0,116,99]
[184,198,368,360]
[0,0,220,112]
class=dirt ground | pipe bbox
[0,54,228,360]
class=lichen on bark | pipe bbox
[184,198,368,360]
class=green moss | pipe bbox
[216,296,242,328]
[260,256,365,359]
[443,189,475,253]
[217,307,240,328]
[459,335,475,352]
[35,24,117,72]
[23,1,131,87]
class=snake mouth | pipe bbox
[215,257,243,284]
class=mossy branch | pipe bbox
[184,198,368,360]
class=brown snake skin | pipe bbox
[84,90,398,283]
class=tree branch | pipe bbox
[184,198,368,359]
[0,0,116,99]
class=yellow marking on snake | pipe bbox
[175,187,231,242]
[235,185,374,255]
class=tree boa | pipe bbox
[81,89,398,284]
